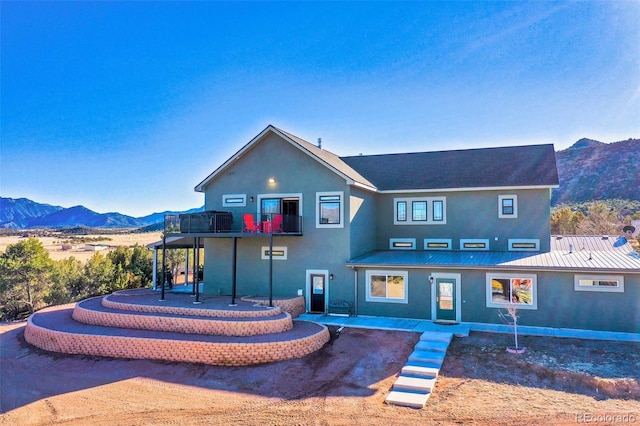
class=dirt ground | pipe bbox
[1,321,638,426]
[0,233,163,262]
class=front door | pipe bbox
[436,277,457,322]
[309,273,326,313]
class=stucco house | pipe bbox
[164,125,640,334]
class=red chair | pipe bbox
[272,214,283,233]
[243,214,260,232]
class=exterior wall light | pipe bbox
[268,177,276,184]
[329,274,334,280]
[429,275,434,284]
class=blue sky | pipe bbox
[2,1,639,217]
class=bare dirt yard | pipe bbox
[0,232,163,262]
[1,321,638,426]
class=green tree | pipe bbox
[550,207,584,235]
[0,238,54,319]
[81,253,114,299]
[46,256,84,305]
[107,245,153,291]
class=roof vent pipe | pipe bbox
[317,138,322,149]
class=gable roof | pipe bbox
[341,144,559,191]
[195,126,559,193]
[194,125,376,192]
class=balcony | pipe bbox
[164,211,303,236]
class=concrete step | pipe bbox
[401,362,441,378]
[393,375,437,393]
[420,331,453,343]
[408,350,446,365]
[415,340,450,353]
[385,390,431,409]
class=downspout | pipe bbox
[352,266,358,317]
[269,232,274,307]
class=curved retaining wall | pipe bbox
[73,299,294,337]
[102,293,283,318]
[24,315,330,366]
[242,296,306,318]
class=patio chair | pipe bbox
[272,214,283,233]
[243,213,260,233]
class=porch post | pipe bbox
[160,234,166,301]
[152,248,158,290]
[191,239,197,296]
[269,232,273,307]
[184,248,189,286]
[230,237,238,306]
[194,237,201,304]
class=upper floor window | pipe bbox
[316,191,344,228]
[394,196,446,225]
[499,195,518,218]
[222,193,246,207]
[509,239,540,251]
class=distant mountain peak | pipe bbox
[569,138,604,149]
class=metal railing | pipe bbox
[165,211,302,235]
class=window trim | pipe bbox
[508,239,540,251]
[389,238,416,250]
[394,196,447,225]
[365,270,409,304]
[316,191,344,229]
[574,274,624,293]
[222,193,247,207]
[486,272,538,310]
[460,239,490,251]
[498,195,518,218]
[261,246,288,260]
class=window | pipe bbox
[460,239,490,250]
[486,273,537,309]
[412,201,427,221]
[509,239,540,251]
[396,201,407,221]
[424,239,452,250]
[499,195,518,218]
[574,274,624,293]
[394,197,446,225]
[222,194,246,207]
[316,191,344,228]
[433,200,444,221]
[389,238,416,250]
[261,246,288,260]
[366,270,408,303]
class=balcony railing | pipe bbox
[164,211,302,235]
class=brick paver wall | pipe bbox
[242,296,306,318]
[72,303,294,336]
[24,316,330,366]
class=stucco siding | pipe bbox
[375,189,551,252]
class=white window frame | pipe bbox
[499,195,518,218]
[316,191,344,229]
[389,238,416,250]
[394,196,447,225]
[424,239,452,250]
[460,239,490,251]
[222,193,247,207]
[486,272,538,310]
[574,274,624,293]
[365,270,409,304]
[261,246,288,260]
[509,239,540,251]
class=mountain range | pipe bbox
[1,137,638,229]
[0,198,203,229]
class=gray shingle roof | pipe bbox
[346,236,640,272]
[341,144,559,191]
